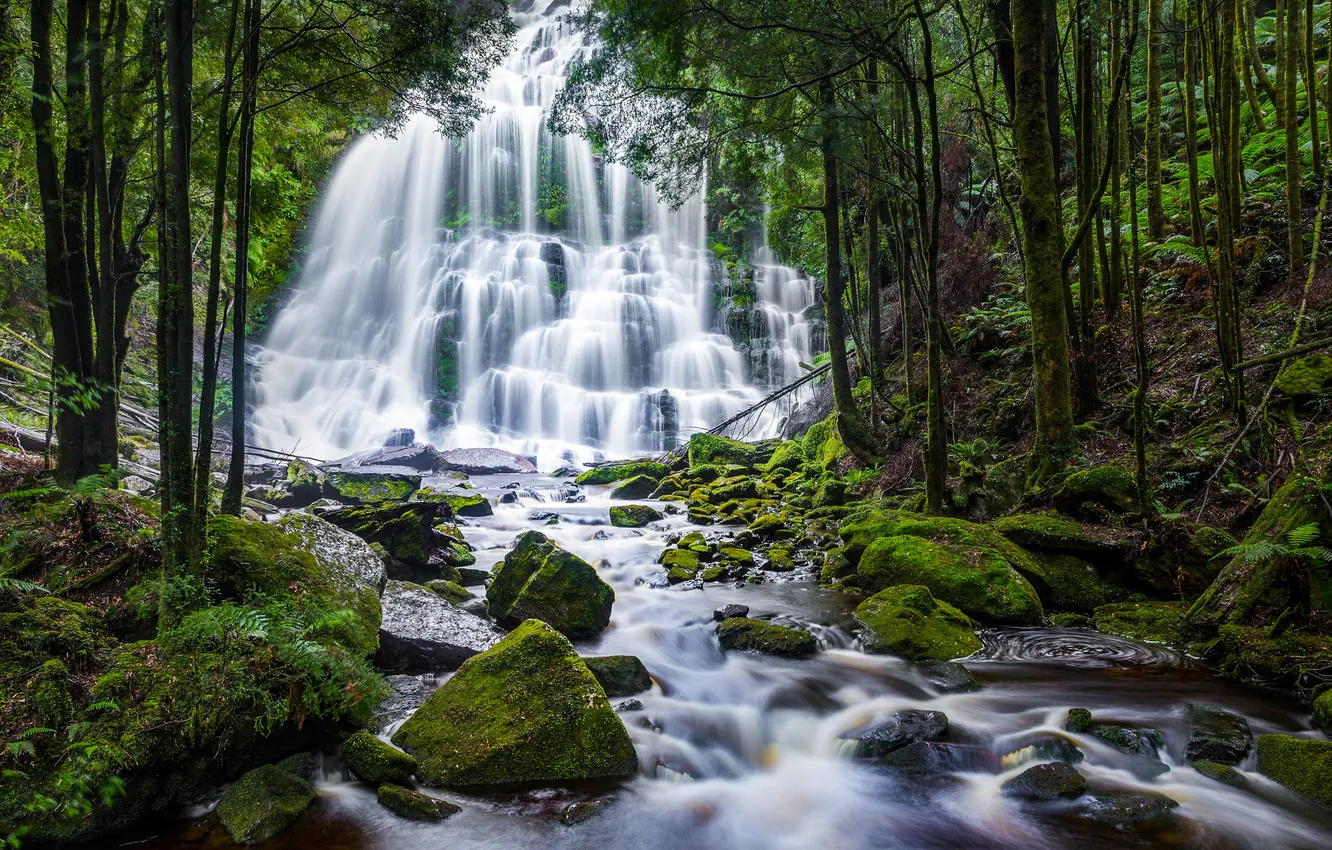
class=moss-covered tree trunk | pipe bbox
[1013,0,1077,479]
[1183,0,1207,247]
[1284,0,1305,277]
[1146,0,1165,239]
[1073,0,1099,412]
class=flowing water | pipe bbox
[247,0,819,467]
[136,477,1332,850]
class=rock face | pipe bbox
[1001,762,1087,801]
[609,504,664,527]
[1255,733,1332,808]
[583,655,652,697]
[376,580,503,671]
[486,532,614,640]
[340,730,417,785]
[437,448,538,475]
[843,710,949,758]
[377,783,461,822]
[715,617,817,656]
[392,620,639,786]
[854,585,982,661]
[215,764,316,844]
[1183,703,1253,764]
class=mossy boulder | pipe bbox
[575,461,669,486]
[377,783,461,821]
[660,547,701,572]
[1055,465,1140,516]
[1025,551,1125,612]
[1000,762,1087,801]
[1210,625,1332,687]
[1192,760,1248,788]
[486,531,614,640]
[610,475,659,500]
[340,730,417,785]
[425,579,472,605]
[412,486,493,517]
[391,620,638,786]
[1065,708,1093,733]
[748,514,789,538]
[215,764,316,844]
[320,502,468,577]
[856,535,1043,625]
[1136,521,1237,597]
[1314,689,1332,733]
[1256,734,1332,808]
[324,470,420,505]
[1093,601,1187,644]
[583,655,652,697]
[992,513,1125,559]
[715,617,817,656]
[688,433,758,470]
[609,504,664,527]
[854,585,982,661]
[207,515,381,655]
[1275,353,1332,398]
[719,546,754,567]
[762,440,805,473]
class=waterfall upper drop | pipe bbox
[249,0,823,465]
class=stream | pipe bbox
[131,476,1332,850]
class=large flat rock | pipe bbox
[437,448,537,475]
[377,580,504,672]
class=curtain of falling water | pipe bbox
[249,0,821,465]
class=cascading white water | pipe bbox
[249,0,820,465]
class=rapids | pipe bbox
[135,476,1332,850]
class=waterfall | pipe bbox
[249,0,821,466]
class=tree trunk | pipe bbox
[1184,0,1207,247]
[1074,0,1099,412]
[1248,0,1280,116]
[1146,0,1165,238]
[1304,0,1320,178]
[1285,0,1305,276]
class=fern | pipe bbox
[0,577,46,596]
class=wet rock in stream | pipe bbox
[1001,762,1088,801]
[1080,793,1180,826]
[843,709,949,758]
[917,661,980,693]
[1184,702,1253,764]
[583,655,652,697]
[376,580,504,671]
[715,617,817,656]
[713,603,750,621]
[486,531,615,640]
[376,784,461,822]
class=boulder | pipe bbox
[437,448,538,475]
[383,428,416,447]
[1092,601,1187,644]
[425,579,471,605]
[878,740,993,774]
[274,512,388,600]
[1081,794,1179,826]
[323,468,421,504]
[688,433,758,469]
[1093,726,1161,758]
[368,675,433,733]
[1275,353,1332,398]
[486,532,614,640]
[1001,762,1087,801]
[610,475,658,500]
[1183,703,1253,764]
[1064,708,1093,734]
[842,710,949,758]
[320,502,470,579]
[340,730,417,785]
[1001,734,1085,766]
[376,580,503,672]
[376,783,460,822]
[340,443,440,472]
[762,440,805,473]
[918,661,980,693]
[715,617,816,656]
[215,764,316,845]
[1055,465,1140,516]
[854,585,982,662]
[1315,689,1332,734]
[412,485,493,517]
[560,798,608,825]
[1193,760,1248,788]
[609,504,664,527]
[583,655,652,697]
[575,460,669,485]
[392,620,638,786]
[713,604,749,622]
[1255,733,1332,808]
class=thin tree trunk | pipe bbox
[1248,0,1280,116]
[1184,0,1207,246]
[1147,0,1165,238]
[1304,0,1321,178]
[1285,0,1305,276]
[1074,0,1099,412]
[1107,0,1125,320]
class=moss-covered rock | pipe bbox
[1255,734,1332,808]
[377,783,461,821]
[748,514,789,538]
[660,548,701,575]
[320,502,465,578]
[1055,465,1140,516]
[340,730,418,785]
[1275,353,1332,398]
[583,655,652,697]
[1314,689,1332,733]
[1025,551,1125,612]
[688,433,758,469]
[486,531,614,640]
[992,513,1124,558]
[856,535,1043,625]
[1192,760,1248,788]
[1093,601,1187,644]
[715,617,817,656]
[699,565,728,581]
[1000,762,1087,800]
[853,585,982,661]
[411,486,493,517]
[609,504,664,527]
[718,546,754,567]
[1209,625,1332,687]
[424,579,472,605]
[392,620,638,785]
[609,475,658,500]
[215,764,316,844]
[576,461,669,486]
[324,470,420,505]
[762,440,805,473]
[1065,708,1093,733]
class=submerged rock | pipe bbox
[609,504,664,527]
[376,580,503,672]
[1001,762,1087,801]
[340,730,417,786]
[878,740,993,774]
[1081,793,1180,826]
[854,585,982,662]
[392,620,638,786]
[583,655,652,697]
[1184,703,1253,764]
[1193,760,1249,788]
[376,783,461,822]
[1255,733,1332,808]
[843,710,949,758]
[715,617,817,656]
[437,448,538,475]
[486,531,614,640]
[918,661,980,693]
[215,764,316,844]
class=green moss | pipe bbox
[992,513,1116,554]
[412,487,493,518]
[853,585,982,661]
[575,461,669,486]
[1275,353,1332,398]
[679,532,710,553]
[660,548,701,573]
[1210,625,1332,686]
[1256,734,1332,808]
[340,730,418,785]
[667,566,697,583]
[215,764,316,844]
[0,596,101,681]
[715,618,817,656]
[29,658,73,728]
[324,470,420,505]
[321,502,436,569]
[719,546,754,567]
[710,476,762,502]
[582,655,651,697]
[1093,601,1188,644]
[1026,552,1124,612]
[802,419,831,461]
[764,546,795,571]
[609,504,664,527]
[610,475,658,500]
[485,531,614,640]
[1192,760,1248,788]
[425,579,472,605]
[1314,690,1332,733]
[857,535,1043,625]
[762,440,805,473]
[1065,708,1093,733]
[688,433,758,469]
[1135,521,1235,596]
[392,620,638,785]
[1056,465,1141,515]
[377,783,460,821]
[697,566,725,581]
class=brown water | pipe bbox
[127,478,1332,850]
